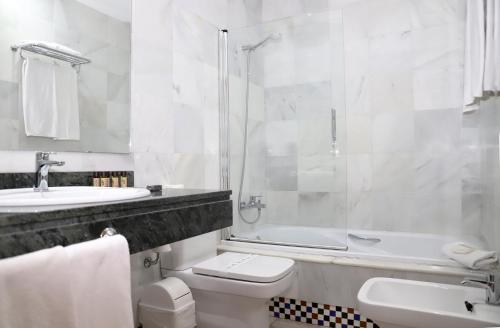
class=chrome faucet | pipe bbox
[34,152,65,191]
[240,195,266,210]
[461,272,500,305]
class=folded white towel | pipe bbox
[17,40,82,57]
[442,242,498,269]
[0,246,77,328]
[66,235,134,328]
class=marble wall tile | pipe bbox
[131,93,173,154]
[173,104,204,154]
[298,192,347,227]
[175,0,229,29]
[297,119,331,156]
[414,109,461,153]
[266,121,298,156]
[266,156,298,191]
[107,72,130,104]
[413,66,463,111]
[54,0,109,42]
[298,155,346,193]
[347,191,373,229]
[367,32,413,114]
[173,5,219,67]
[413,191,462,235]
[372,153,414,192]
[408,0,466,29]
[343,0,411,40]
[295,81,331,120]
[0,119,19,149]
[133,152,174,187]
[346,115,371,153]
[0,80,18,119]
[347,154,372,192]
[265,85,297,121]
[372,111,414,152]
[414,151,462,193]
[172,53,204,109]
[371,192,415,231]
[265,191,299,225]
[261,0,329,23]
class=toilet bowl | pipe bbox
[163,252,296,328]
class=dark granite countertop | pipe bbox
[0,188,233,259]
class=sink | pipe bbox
[358,277,500,328]
[0,186,151,212]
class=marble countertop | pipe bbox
[0,188,233,259]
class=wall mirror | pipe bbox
[0,0,131,153]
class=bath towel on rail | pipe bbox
[21,51,80,140]
[0,246,77,328]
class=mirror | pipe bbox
[0,0,131,153]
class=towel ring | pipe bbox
[100,227,118,238]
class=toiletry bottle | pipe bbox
[120,172,128,188]
[100,172,106,187]
[101,172,110,187]
[111,172,120,188]
[93,172,100,187]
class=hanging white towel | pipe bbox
[442,242,498,269]
[66,235,134,328]
[54,61,80,140]
[463,0,485,112]
[0,246,78,328]
[21,57,58,138]
[21,56,80,140]
[463,0,500,112]
[484,0,500,91]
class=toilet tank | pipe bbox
[160,232,218,270]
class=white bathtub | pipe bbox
[225,224,486,267]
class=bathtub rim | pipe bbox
[218,241,489,278]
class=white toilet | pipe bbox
[163,251,295,328]
[138,233,296,328]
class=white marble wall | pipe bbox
[131,0,221,189]
[478,98,500,253]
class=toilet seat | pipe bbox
[192,252,294,283]
[164,252,296,299]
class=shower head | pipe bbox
[241,32,282,52]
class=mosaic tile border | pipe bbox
[269,297,379,328]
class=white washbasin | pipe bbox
[0,186,151,212]
[358,277,500,328]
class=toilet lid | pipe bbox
[192,252,295,283]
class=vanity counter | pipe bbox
[0,188,232,259]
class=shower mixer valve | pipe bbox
[240,195,266,210]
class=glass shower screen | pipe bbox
[226,11,348,250]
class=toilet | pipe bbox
[163,251,295,328]
[138,233,296,328]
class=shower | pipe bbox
[238,32,282,224]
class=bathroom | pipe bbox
[0,0,499,327]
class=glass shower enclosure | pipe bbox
[224,11,348,250]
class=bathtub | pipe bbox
[224,224,486,268]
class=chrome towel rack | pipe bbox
[11,42,91,67]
